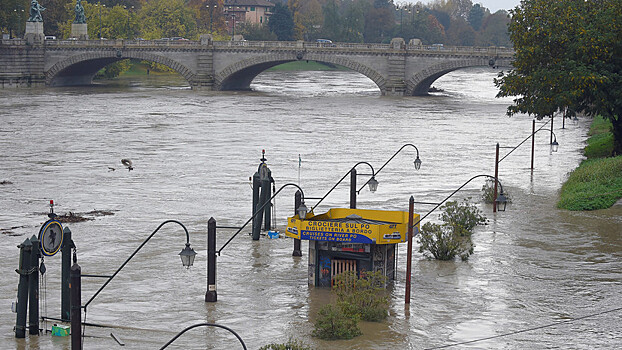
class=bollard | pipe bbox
[251,170,260,232]
[405,196,414,304]
[28,235,40,335]
[350,169,357,209]
[15,238,32,338]
[205,218,217,302]
[262,171,272,231]
[61,227,74,321]
[70,262,82,350]
[292,191,302,257]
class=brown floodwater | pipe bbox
[0,68,620,349]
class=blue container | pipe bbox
[267,231,279,239]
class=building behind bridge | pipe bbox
[224,0,275,33]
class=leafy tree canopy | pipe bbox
[268,2,294,41]
[495,0,622,154]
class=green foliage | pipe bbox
[495,0,622,154]
[312,303,361,340]
[94,59,130,79]
[585,116,614,158]
[558,156,622,210]
[268,2,294,41]
[236,22,277,41]
[481,178,511,204]
[333,270,389,322]
[585,133,614,159]
[418,199,487,261]
[259,339,312,350]
[139,0,197,40]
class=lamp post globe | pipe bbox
[297,202,308,220]
[367,177,379,193]
[551,139,559,153]
[414,156,422,170]
[495,191,508,212]
[179,243,197,267]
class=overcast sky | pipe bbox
[418,1,521,13]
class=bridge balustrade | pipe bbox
[1,37,513,56]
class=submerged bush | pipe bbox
[259,339,312,350]
[418,199,487,261]
[312,303,361,340]
[333,270,389,322]
[481,178,511,205]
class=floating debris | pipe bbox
[0,180,13,185]
[121,159,134,171]
[0,226,28,236]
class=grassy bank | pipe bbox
[558,116,622,210]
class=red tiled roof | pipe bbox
[224,0,274,7]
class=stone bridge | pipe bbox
[0,38,513,96]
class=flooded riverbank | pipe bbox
[1,68,620,349]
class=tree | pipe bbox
[138,0,197,40]
[418,199,487,261]
[445,16,475,46]
[268,2,294,41]
[1,0,29,38]
[237,22,276,41]
[42,0,72,37]
[476,11,510,46]
[467,3,485,31]
[495,0,622,155]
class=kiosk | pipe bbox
[286,208,419,287]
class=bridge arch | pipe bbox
[46,51,195,87]
[406,58,492,96]
[214,51,386,92]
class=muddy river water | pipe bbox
[0,67,620,349]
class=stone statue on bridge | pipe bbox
[27,0,45,22]
[74,0,86,24]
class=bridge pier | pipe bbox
[0,41,45,88]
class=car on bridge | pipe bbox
[316,38,335,47]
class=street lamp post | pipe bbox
[83,220,196,310]
[96,3,105,39]
[124,5,134,39]
[530,119,559,169]
[358,143,422,193]
[405,174,507,303]
[160,323,247,350]
[494,120,560,208]
[208,3,218,33]
[207,183,308,302]
[309,161,378,212]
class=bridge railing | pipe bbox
[42,39,203,48]
[1,38,26,46]
[6,38,513,56]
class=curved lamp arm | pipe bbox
[535,128,559,151]
[310,161,375,212]
[218,183,305,254]
[499,123,558,163]
[84,220,194,310]
[358,143,421,193]
[411,174,506,229]
[160,322,247,350]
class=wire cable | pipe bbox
[425,306,622,349]
[499,119,551,163]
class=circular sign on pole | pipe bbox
[39,219,64,256]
